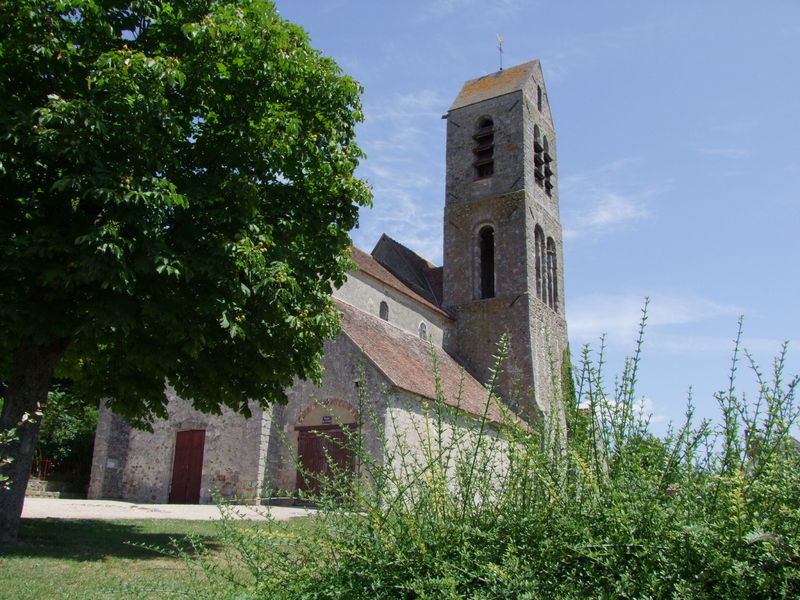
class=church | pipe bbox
[88,60,569,504]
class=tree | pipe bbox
[35,383,98,481]
[0,0,371,543]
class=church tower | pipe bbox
[442,60,568,419]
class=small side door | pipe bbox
[169,429,205,504]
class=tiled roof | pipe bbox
[371,234,444,308]
[337,299,509,424]
[349,246,450,318]
[449,60,539,111]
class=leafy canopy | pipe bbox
[0,0,371,425]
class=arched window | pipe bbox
[534,225,545,302]
[533,126,544,188]
[379,301,389,321]
[543,136,553,196]
[479,226,495,299]
[536,85,543,112]
[546,237,558,310]
[473,117,494,179]
[418,322,427,341]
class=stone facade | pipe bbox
[89,392,268,503]
[89,60,570,504]
[266,330,389,493]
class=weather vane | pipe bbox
[497,34,504,71]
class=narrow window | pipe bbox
[533,126,544,188]
[543,136,553,196]
[546,237,558,310]
[473,117,494,179]
[479,226,495,299]
[379,301,389,321]
[536,85,542,112]
[534,225,545,302]
[418,322,427,341]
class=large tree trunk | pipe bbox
[0,337,68,545]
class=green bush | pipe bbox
[35,385,98,474]
[172,314,800,600]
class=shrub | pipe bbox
[35,385,98,468]
[169,313,800,600]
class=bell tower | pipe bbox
[442,60,568,419]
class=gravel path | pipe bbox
[21,497,314,521]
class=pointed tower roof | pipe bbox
[449,60,543,111]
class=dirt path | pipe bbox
[21,497,314,521]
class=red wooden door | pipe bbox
[295,425,354,497]
[169,429,205,504]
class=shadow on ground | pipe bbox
[1,518,222,561]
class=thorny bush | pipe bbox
[159,308,800,599]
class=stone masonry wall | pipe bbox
[384,390,509,494]
[335,271,449,347]
[442,62,568,419]
[89,392,268,503]
[445,91,526,209]
[266,331,390,493]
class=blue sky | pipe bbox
[278,1,800,433]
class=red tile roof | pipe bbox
[337,299,510,424]
[449,60,539,111]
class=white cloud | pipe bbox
[541,23,659,82]
[560,158,637,189]
[421,0,524,20]
[708,119,757,134]
[367,125,434,155]
[579,394,668,427]
[651,333,797,358]
[637,396,667,424]
[568,292,650,345]
[560,159,668,240]
[697,147,751,159]
[561,187,654,240]
[364,89,447,123]
[351,174,444,263]
[567,291,743,349]
[564,191,649,239]
[351,86,449,261]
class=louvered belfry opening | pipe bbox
[473,117,495,179]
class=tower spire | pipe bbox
[496,34,504,71]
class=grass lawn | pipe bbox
[0,516,305,600]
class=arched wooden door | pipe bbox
[295,424,355,497]
[169,429,205,504]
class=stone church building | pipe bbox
[88,60,569,504]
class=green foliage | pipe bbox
[0,0,371,425]
[36,385,98,466]
[0,413,36,490]
[169,312,800,600]
[0,423,19,491]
